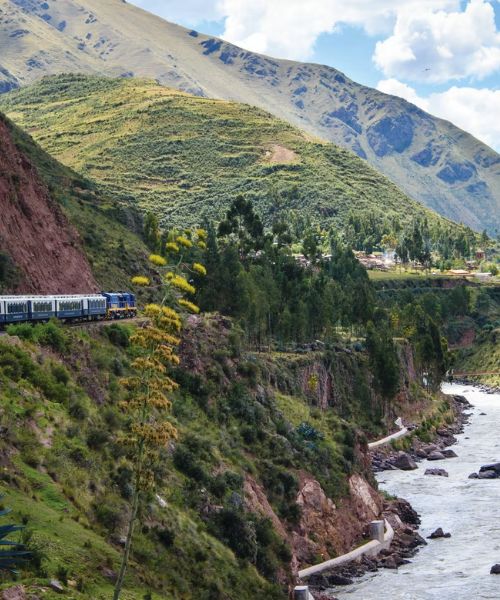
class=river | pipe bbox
[335,383,500,600]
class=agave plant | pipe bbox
[0,500,30,572]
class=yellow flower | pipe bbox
[144,304,162,317]
[178,299,200,314]
[196,228,207,240]
[197,240,207,250]
[170,275,195,295]
[192,262,207,276]
[162,306,181,320]
[165,242,179,253]
[131,275,150,286]
[176,235,193,248]
[149,254,167,266]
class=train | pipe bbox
[0,292,137,326]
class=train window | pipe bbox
[59,301,81,312]
[89,299,106,309]
[33,301,52,312]
[7,302,27,314]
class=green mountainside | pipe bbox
[0,0,498,232]
[0,74,467,233]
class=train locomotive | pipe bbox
[0,292,137,326]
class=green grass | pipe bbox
[0,74,462,232]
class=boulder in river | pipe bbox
[379,555,398,569]
[468,472,479,479]
[425,468,448,477]
[427,451,445,461]
[428,528,451,539]
[326,574,353,586]
[393,452,417,471]
[479,463,500,475]
[441,449,458,458]
[478,470,498,479]
[490,564,500,575]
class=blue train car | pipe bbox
[86,296,107,317]
[30,298,56,321]
[55,297,84,319]
[3,297,30,323]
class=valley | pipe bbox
[0,1,498,598]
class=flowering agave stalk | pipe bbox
[113,229,206,600]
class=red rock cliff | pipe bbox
[0,119,98,294]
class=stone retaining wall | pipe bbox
[298,519,394,579]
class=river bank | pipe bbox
[329,383,500,599]
[302,388,472,598]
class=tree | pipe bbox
[113,231,207,600]
[218,195,264,254]
[143,212,161,252]
[365,322,400,398]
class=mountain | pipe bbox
[0,0,498,233]
[0,110,152,293]
[0,74,470,237]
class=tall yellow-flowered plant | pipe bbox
[113,228,207,600]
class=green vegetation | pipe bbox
[0,74,464,232]
[378,280,500,387]
[1,308,395,598]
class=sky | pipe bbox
[129,0,500,151]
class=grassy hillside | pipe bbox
[0,74,462,231]
[1,111,152,291]
[0,0,498,233]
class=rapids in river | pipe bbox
[335,383,500,600]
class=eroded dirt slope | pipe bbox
[0,116,98,293]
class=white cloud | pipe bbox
[131,0,462,60]
[377,79,500,151]
[374,0,500,82]
[217,0,464,60]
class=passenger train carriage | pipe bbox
[0,292,136,326]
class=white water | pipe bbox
[335,383,500,600]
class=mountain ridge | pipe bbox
[0,0,499,232]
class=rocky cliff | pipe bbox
[0,114,98,293]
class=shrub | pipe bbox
[94,498,123,531]
[34,321,68,353]
[156,527,175,548]
[68,399,89,420]
[6,322,35,341]
[86,427,109,450]
[103,323,131,348]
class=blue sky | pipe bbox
[130,0,500,150]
